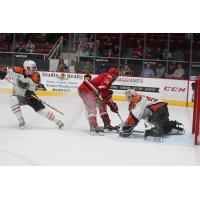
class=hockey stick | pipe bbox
[31,94,64,116]
[5,77,64,116]
[117,112,124,123]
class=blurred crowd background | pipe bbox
[1,33,200,79]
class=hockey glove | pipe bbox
[0,69,7,80]
[119,122,134,137]
[99,90,113,102]
[25,90,36,98]
[108,101,118,113]
[37,83,47,91]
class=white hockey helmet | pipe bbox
[125,89,137,100]
[23,60,37,75]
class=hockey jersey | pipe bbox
[5,67,40,97]
[127,94,167,125]
[78,73,115,95]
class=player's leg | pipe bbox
[9,95,26,128]
[81,93,104,135]
[145,105,169,139]
[98,101,117,131]
[26,97,64,129]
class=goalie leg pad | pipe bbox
[144,127,163,139]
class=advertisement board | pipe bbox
[0,71,193,106]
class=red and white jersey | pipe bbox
[6,67,40,96]
[91,73,114,92]
[128,94,167,123]
[78,73,115,94]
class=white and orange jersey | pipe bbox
[127,94,167,125]
[6,66,40,96]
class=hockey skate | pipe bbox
[167,120,185,135]
[90,125,104,136]
[56,120,64,130]
[104,124,118,132]
[19,117,25,129]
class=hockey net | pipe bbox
[192,77,200,145]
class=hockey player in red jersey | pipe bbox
[0,60,64,129]
[78,68,119,135]
[119,89,184,139]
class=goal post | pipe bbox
[192,77,200,145]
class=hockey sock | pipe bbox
[88,114,98,126]
[37,108,59,123]
[10,96,23,120]
[100,112,111,125]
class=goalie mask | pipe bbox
[125,89,137,101]
[23,60,37,75]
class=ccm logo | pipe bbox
[164,87,186,92]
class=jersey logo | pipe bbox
[146,96,158,102]
[103,79,110,85]
[17,79,29,90]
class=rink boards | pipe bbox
[0,71,194,107]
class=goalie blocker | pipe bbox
[119,89,184,139]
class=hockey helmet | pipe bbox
[125,89,137,100]
[23,60,37,75]
[84,74,92,81]
[108,68,119,80]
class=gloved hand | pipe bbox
[122,121,134,133]
[109,101,118,113]
[128,101,136,111]
[96,98,104,107]
[99,90,113,102]
[0,69,7,80]
[25,90,36,98]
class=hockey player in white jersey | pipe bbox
[119,89,184,139]
[0,60,64,129]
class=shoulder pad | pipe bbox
[12,66,24,74]
[132,95,142,103]
[31,72,41,84]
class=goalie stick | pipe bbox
[5,77,64,116]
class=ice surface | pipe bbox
[0,94,200,166]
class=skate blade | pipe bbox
[90,131,104,136]
[19,125,26,130]
[104,129,118,133]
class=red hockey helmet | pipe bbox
[108,68,119,80]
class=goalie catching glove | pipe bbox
[0,68,7,80]
[118,121,134,137]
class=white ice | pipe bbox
[0,93,200,166]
